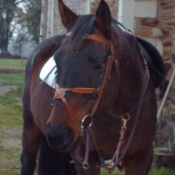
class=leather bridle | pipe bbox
[53,34,116,130]
[53,33,150,172]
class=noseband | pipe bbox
[53,34,116,130]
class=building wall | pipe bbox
[134,0,175,155]
[40,0,90,42]
[135,0,175,71]
[90,0,118,18]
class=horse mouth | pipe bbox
[47,137,80,153]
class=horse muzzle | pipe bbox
[45,123,75,152]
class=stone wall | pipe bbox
[40,0,72,41]
[90,0,119,18]
[40,0,90,42]
[40,0,119,42]
[135,0,175,76]
[134,0,175,159]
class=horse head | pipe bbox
[45,0,143,153]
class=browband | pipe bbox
[84,34,111,46]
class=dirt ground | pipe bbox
[0,85,18,96]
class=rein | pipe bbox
[53,33,150,172]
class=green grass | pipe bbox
[0,59,27,69]
[0,96,22,126]
[0,145,21,175]
[149,167,175,175]
[0,73,24,86]
[101,168,122,175]
[101,167,175,175]
[0,73,24,175]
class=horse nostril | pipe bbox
[46,124,74,148]
[46,134,57,144]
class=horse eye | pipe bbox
[94,62,105,70]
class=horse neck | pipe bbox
[112,39,146,115]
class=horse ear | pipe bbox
[95,0,111,39]
[58,0,78,30]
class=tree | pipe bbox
[18,0,41,44]
[11,32,29,56]
[0,0,20,52]
[0,0,41,55]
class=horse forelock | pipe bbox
[66,15,95,51]
[64,15,127,53]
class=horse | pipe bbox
[21,0,165,174]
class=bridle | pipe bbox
[52,33,150,172]
[53,34,116,131]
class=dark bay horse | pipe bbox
[21,0,164,174]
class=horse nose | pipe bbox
[46,123,74,149]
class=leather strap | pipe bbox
[111,65,150,170]
[54,87,100,95]
[84,34,111,46]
